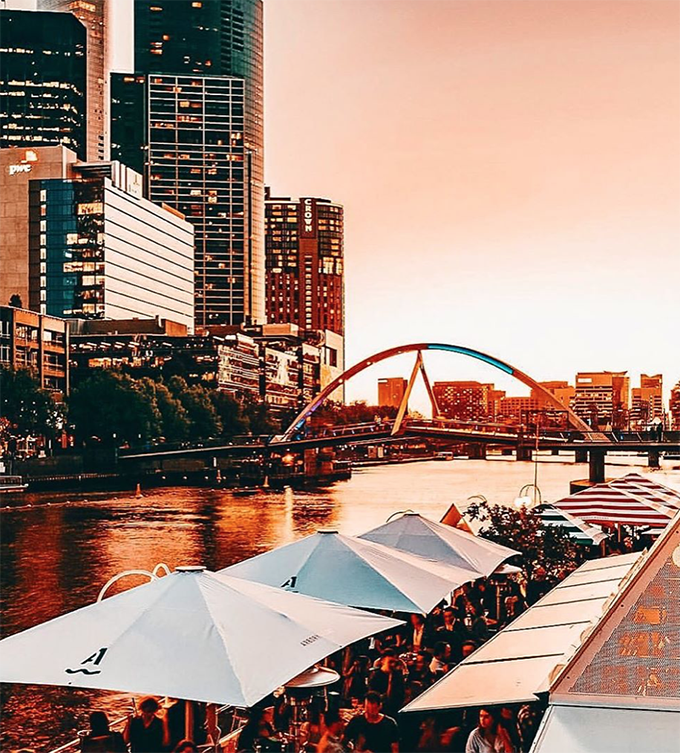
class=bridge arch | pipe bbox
[281,342,593,440]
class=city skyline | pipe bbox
[1,0,678,405]
[265,0,680,405]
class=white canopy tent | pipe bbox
[401,553,640,713]
[0,566,402,708]
[531,512,680,753]
[530,705,680,753]
[222,529,476,613]
[358,511,518,576]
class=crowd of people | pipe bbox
[58,571,560,753]
[229,574,556,753]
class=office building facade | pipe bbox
[378,378,407,409]
[112,73,255,328]
[670,382,680,430]
[29,160,195,327]
[574,371,630,430]
[0,10,87,159]
[111,0,265,327]
[38,0,131,161]
[265,192,345,336]
[630,374,664,428]
[433,381,494,422]
[1,146,195,328]
[0,305,69,394]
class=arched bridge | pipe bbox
[281,342,597,441]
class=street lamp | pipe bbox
[514,483,542,509]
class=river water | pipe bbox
[2,455,680,750]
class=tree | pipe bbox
[167,377,221,439]
[8,294,23,308]
[466,498,580,580]
[138,377,190,442]
[209,390,250,437]
[241,394,279,436]
[0,367,64,438]
[69,371,161,445]
[316,400,398,426]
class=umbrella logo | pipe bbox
[281,576,298,589]
[65,647,108,676]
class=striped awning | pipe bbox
[537,504,607,546]
[553,478,676,529]
[607,473,680,511]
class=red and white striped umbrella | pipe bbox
[608,473,680,511]
[553,479,676,529]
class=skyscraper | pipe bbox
[0,10,87,159]
[38,0,108,161]
[112,0,264,328]
[574,371,630,430]
[265,191,345,336]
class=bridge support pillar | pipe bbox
[589,450,606,484]
[648,449,661,468]
[552,449,560,456]
[468,444,487,460]
[575,448,588,463]
[516,445,532,461]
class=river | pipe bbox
[2,455,679,750]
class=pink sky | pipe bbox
[265,0,680,407]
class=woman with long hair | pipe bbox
[465,707,514,753]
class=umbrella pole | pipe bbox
[185,700,194,742]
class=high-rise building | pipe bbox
[378,378,407,409]
[630,374,663,428]
[1,146,195,329]
[670,381,680,430]
[111,0,264,328]
[38,0,107,161]
[574,371,630,429]
[0,10,87,159]
[433,381,493,422]
[265,191,345,337]
[112,73,253,328]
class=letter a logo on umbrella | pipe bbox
[65,647,108,676]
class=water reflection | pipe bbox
[1,458,679,750]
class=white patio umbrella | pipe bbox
[358,511,518,576]
[0,566,402,708]
[222,530,475,613]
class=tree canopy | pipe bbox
[466,498,580,580]
[0,367,64,439]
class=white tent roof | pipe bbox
[358,511,518,576]
[401,553,639,712]
[221,530,475,613]
[530,705,680,753]
[0,567,402,708]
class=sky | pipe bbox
[4,0,678,407]
[264,0,680,408]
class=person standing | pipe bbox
[343,691,400,753]
[124,697,169,753]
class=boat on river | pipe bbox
[0,475,28,499]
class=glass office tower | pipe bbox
[112,0,264,327]
[39,0,110,161]
[0,10,87,159]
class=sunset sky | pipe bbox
[5,0,678,407]
[265,0,680,407]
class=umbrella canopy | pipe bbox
[0,566,402,708]
[537,504,607,546]
[608,473,680,511]
[553,481,675,529]
[358,512,518,576]
[222,530,475,613]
